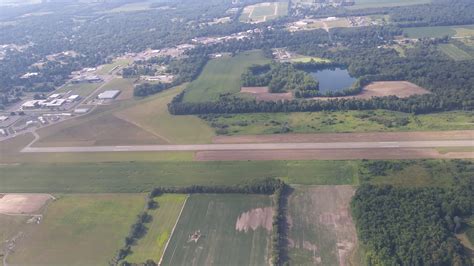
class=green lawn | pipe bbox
[183,50,269,103]
[126,194,186,264]
[201,110,474,135]
[0,160,358,193]
[116,85,215,144]
[438,43,473,61]
[348,0,430,9]
[56,82,102,97]
[97,58,133,75]
[161,194,272,266]
[7,194,145,266]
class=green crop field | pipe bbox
[290,56,331,63]
[126,194,186,263]
[438,43,473,61]
[0,160,358,193]
[7,194,144,266]
[288,186,357,265]
[183,50,269,103]
[349,0,431,9]
[116,86,215,144]
[403,24,474,38]
[201,110,474,135]
[161,194,273,266]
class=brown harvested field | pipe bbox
[288,185,357,266]
[34,113,168,147]
[213,130,474,144]
[0,194,53,215]
[235,207,273,233]
[314,81,430,100]
[195,148,474,161]
[241,86,293,101]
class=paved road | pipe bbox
[21,140,474,153]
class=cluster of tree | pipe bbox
[241,63,318,94]
[133,82,172,97]
[351,182,473,265]
[271,183,290,266]
[150,178,285,197]
[122,65,156,78]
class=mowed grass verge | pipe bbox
[7,194,145,266]
[0,160,358,193]
[127,194,186,263]
[161,194,273,266]
[183,50,270,103]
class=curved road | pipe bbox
[21,140,474,153]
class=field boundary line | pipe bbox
[158,194,189,266]
[113,113,173,144]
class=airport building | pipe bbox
[97,90,121,100]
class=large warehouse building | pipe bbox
[97,90,121,100]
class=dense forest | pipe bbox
[351,182,473,265]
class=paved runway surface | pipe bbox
[22,140,474,153]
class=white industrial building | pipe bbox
[98,90,120,100]
[67,95,80,102]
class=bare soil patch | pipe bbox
[241,87,293,101]
[195,148,473,161]
[0,194,52,215]
[235,207,273,232]
[314,81,430,100]
[213,130,474,144]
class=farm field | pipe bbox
[183,50,269,103]
[438,43,473,61]
[0,160,358,193]
[116,86,215,144]
[240,2,288,23]
[161,194,273,266]
[288,186,357,265]
[200,110,474,136]
[7,194,144,266]
[348,0,431,9]
[126,194,186,264]
[403,24,474,38]
[289,56,330,63]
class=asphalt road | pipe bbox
[21,140,474,153]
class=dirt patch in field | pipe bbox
[235,207,273,232]
[288,185,357,266]
[213,130,474,144]
[313,81,430,100]
[195,148,474,161]
[241,87,293,101]
[0,194,52,215]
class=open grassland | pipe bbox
[201,110,474,135]
[438,43,473,61]
[97,58,133,75]
[161,194,273,266]
[348,0,431,9]
[56,82,102,97]
[404,24,474,38]
[127,194,186,263]
[116,86,214,144]
[7,194,144,266]
[0,160,358,193]
[0,133,194,163]
[289,56,330,63]
[240,2,288,23]
[288,186,357,265]
[183,50,269,103]
[105,1,153,13]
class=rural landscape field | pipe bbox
[0,0,473,265]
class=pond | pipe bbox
[308,68,357,94]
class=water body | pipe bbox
[309,68,356,94]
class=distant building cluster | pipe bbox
[21,93,80,110]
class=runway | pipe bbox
[21,140,474,153]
